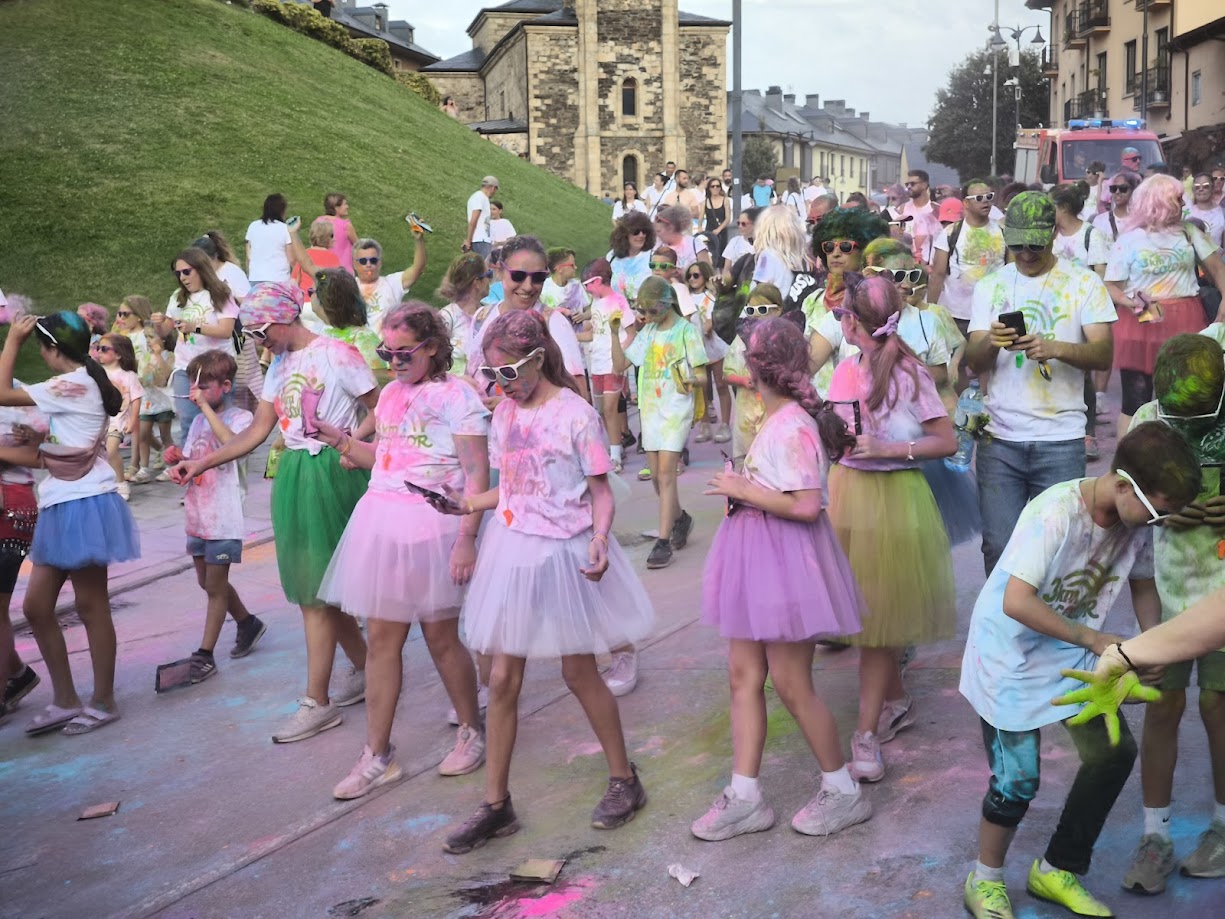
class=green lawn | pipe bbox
[0,0,614,380]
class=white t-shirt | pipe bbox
[547,309,587,376]
[358,273,407,333]
[643,185,664,209]
[217,261,251,302]
[969,260,1117,442]
[1079,183,1104,222]
[751,250,795,294]
[165,290,240,372]
[263,336,376,455]
[587,292,628,375]
[815,305,950,372]
[1092,209,1122,242]
[244,220,292,283]
[1105,223,1219,301]
[489,218,517,245]
[440,302,479,377]
[782,191,807,222]
[721,235,753,267]
[743,401,829,502]
[960,479,1154,732]
[1053,222,1112,269]
[26,368,118,508]
[1187,204,1225,249]
[0,382,48,487]
[612,200,648,222]
[540,278,589,315]
[658,236,709,270]
[933,220,1006,320]
[104,366,144,436]
[803,185,824,203]
[467,191,492,244]
[901,199,943,263]
[184,405,254,540]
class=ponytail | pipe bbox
[32,311,124,417]
[84,358,124,417]
[847,274,921,412]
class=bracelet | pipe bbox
[465,498,474,515]
[906,441,916,462]
[590,533,609,547]
[339,436,353,457]
[1113,642,1137,672]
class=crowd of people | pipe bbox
[3,158,1225,916]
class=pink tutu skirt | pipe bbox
[319,490,465,624]
[701,507,862,642]
[461,522,656,658]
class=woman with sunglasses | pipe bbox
[1106,174,1225,440]
[825,275,957,784]
[93,334,143,502]
[685,260,731,444]
[0,312,136,736]
[1188,172,1225,250]
[608,212,655,304]
[353,226,428,333]
[170,282,376,743]
[700,179,731,264]
[612,182,647,225]
[439,252,492,378]
[720,206,759,286]
[310,304,490,798]
[1092,170,1140,243]
[654,204,712,271]
[433,308,654,854]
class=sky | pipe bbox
[379,0,1049,126]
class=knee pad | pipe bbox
[982,785,1034,828]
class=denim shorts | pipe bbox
[187,537,243,565]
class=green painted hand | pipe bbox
[1053,669,1162,746]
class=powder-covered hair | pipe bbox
[637,275,684,317]
[76,303,110,335]
[482,309,579,395]
[654,204,692,235]
[33,311,123,417]
[170,247,232,312]
[610,210,655,258]
[811,208,889,267]
[381,301,453,381]
[186,348,238,385]
[438,251,489,302]
[1154,334,1225,418]
[1113,421,1202,509]
[754,205,809,271]
[863,237,915,267]
[99,332,138,373]
[746,317,855,460]
[500,234,547,265]
[1126,174,1187,233]
[581,257,613,285]
[845,273,923,412]
[313,268,367,329]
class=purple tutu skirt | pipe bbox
[701,507,863,642]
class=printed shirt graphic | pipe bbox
[1105,223,1218,301]
[723,335,765,460]
[263,336,376,455]
[440,302,479,377]
[539,278,590,315]
[623,319,708,452]
[370,376,489,497]
[184,406,254,540]
[165,289,240,371]
[358,273,407,333]
[969,260,1117,443]
[1053,224,1112,269]
[489,388,612,539]
[743,401,829,506]
[587,292,629,376]
[933,220,1006,320]
[25,368,117,508]
[960,479,1154,731]
[827,356,947,473]
[609,250,652,302]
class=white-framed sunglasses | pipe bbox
[1116,468,1171,527]
[1157,382,1225,425]
[740,304,773,318]
[865,265,923,284]
[479,347,543,383]
[242,322,273,342]
[966,192,995,203]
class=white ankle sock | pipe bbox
[1144,805,1172,838]
[974,861,1004,883]
[1214,801,1225,826]
[1039,858,1057,874]
[821,765,858,795]
[730,772,761,801]
[610,444,623,462]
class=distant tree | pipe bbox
[926,49,1049,183]
[742,135,779,183]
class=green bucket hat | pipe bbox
[1003,191,1056,248]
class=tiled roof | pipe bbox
[422,48,487,72]
[468,118,530,133]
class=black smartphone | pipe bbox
[831,399,863,435]
[719,450,738,516]
[404,479,453,506]
[997,310,1027,337]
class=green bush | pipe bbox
[350,38,393,76]
[396,71,441,107]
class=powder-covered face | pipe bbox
[484,344,543,404]
[880,254,924,303]
[504,250,547,310]
[354,247,382,283]
[381,325,435,386]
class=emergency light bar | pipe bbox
[1067,118,1146,130]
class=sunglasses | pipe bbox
[740,305,774,317]
[91,344,115,354]
[822,240,859,254]
[479,347,543,383]
[630,228,648,236]
[965,192,995,203]
[375,340,429,364]
[507,269,549,284]
[737,221,752,227]
[242,322,273,342]
[687,272,705,281]
[1194,183,1213,191]
[356,256,381,266]
[116,310,133,318]
[1214,176,1225,183]
[649,261,676,270]
[1108,185,1132,193]
[1116,468,1170,527]
[1123,155,1141,161]
[865,266,923,284]
[830,306,856,321]
[173,267,195,278]
[1158,381,1225,426]
[1006,243,1048,253]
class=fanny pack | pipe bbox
[37,421,107,481]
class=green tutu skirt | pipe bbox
[828,464,956,648]
[270,447,370,606]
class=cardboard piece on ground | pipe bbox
[154,658,193,693]
[509,858,565,884]
[79,802,120,820]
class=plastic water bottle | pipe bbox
[946,381,983,470]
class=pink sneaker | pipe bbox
[333,745,402,800]
[438,724,486,776]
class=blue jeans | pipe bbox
[977,437,1085,575]
[172,370,201,445]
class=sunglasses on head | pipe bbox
[1108,184,1132,193]
[865,266,923,284]
[173,267,195,278]
[966,192,995,203]
[356,256,380,266]
[1157,381,1225,426]
[649,261,675,270]
[242,322,273,342]
[1006,243,1047,253]
[507,269,549,284]
[740,304,773,317]
[822,240,858,254]
[479,347,543,383]
[375,340,429,364]
[1116,468,1170,527]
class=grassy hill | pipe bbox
[0,0,614,379]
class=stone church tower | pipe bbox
[424,0,729,195]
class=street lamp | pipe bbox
[987,18,1046,175]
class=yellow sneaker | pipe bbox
[964,871,1014,918]
[1026,860,1113,917]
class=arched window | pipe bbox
[622,154,639,188]
[621,78,637,117]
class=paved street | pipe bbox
[2,422,1222,919]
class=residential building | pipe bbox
[319,1,440,71]
[422,0,730,196]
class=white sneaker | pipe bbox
[603,650,639,697]
[155,469,174,482]
[332,668,366,707]
[848,731,885,783]
[333,744,403,799]
[875,694,915,744]
[130,467,154,485]
[691,787,776,841]
[151,452,166,470]
[271,697,342,744]
[1095,392,1110,417]
[791,784,872,836]
[438,724,486,776]
[116,482,131,501]
[447,685,489,726]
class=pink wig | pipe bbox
[76,302,110,335]
[1125,174,1185,233]
[0,293,33,325]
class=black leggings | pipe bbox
[1120,369,1154,417]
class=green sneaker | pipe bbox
[1026,860,1113,917]
[1181,820,1225,878]
[964,872,1013,919]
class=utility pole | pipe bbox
[1140,2,1149,124]
[990,0,1000,176]
[731,0,742,219]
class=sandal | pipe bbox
[61,706,121,736]
[24,703,83,736]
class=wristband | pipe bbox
[1113,642,1137,672]
[339,436,353,457]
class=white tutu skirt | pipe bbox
[319,490,464,624]
[461,522,656,658]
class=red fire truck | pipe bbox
[1014,119,1164,186]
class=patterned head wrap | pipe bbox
[239,282,303,328]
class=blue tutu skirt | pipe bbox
[920,459,982,548]
[29,492,140,570]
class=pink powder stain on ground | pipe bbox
[565,742,604,764]
[633,735,666,756]
[508,879,595,918]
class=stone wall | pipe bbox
[526,28,581,182]
[470,12,531,55]
[425,73,485,122]
[483,35,530,123]
[601,139,666,197]
[484,132,529,157]
[679,29,728,175]
[594,5,664,134]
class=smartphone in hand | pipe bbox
[997,310,1026,337]
[405,479,457,508]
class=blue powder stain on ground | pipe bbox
[400,814,449,835]
[222,696,248,708]
[335,838,355,853]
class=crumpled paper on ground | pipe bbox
[667,863,699,887]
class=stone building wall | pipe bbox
[679,29,727,175]
[483,37,530,123]
[426,73,485,122]
[526,29,581,182]
[470,12,532,55]
[594,6,664,134]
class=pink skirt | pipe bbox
[701,507,862,642]
[318,490,465,624]
[1114,296,1204,375]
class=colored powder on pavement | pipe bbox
[512,879,594,917]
